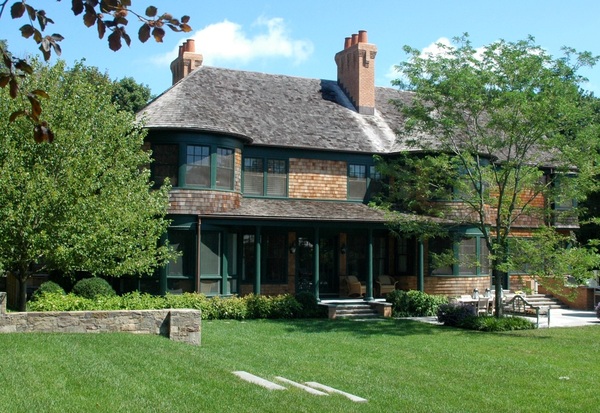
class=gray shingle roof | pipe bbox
[206,198,387,222]
[138,66,415,154]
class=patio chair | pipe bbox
[375,275,398,297]
[476,297,490,316]
[343,276,366,298]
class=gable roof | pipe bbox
[138,66,415,154]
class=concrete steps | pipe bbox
[516,293,568,309]
[333,303,380,319]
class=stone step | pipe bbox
[331,304,380,319]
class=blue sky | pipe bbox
[3,1,600,96]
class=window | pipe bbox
[200,232,221,295]
[348,164,367,200]
[152,144,178,186]
[186,145,210,186]
[429,234,489,276]
[396,237,415,275]
[216,148,234,190]
[240,232,287,284]
[243,157,287,197]
[267,160,287,196]
[264,233,287,283]
[244,158,264,195]
[166,230,196,293]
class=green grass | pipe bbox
[0,319,599,412]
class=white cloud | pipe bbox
[420,37,454,58]
[153,17,313,68]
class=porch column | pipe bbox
[221,233,229,295]
[365,229,374,301]
[254,226,261,295]
[417,238,424,292]
[313,227,320,301]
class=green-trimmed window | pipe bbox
[243,157,287,197]
[152,144,178,186]
[186,145,210,187]
[429,235,490,276]
[348,164,367,200]
[166,230,196,293]
[243,158,264,195]
[216,148,234,190]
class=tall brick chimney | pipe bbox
[334,30,377,115]
[170,39,203,85]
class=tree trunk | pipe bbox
[493,268,504,318]
[17,275,28,312]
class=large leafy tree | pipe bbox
[111,76,153,114]
[381,35,600,316]
[0,60,175,311]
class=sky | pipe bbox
[3,1,600,96]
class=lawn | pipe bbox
[0,319,599,412]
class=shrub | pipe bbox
[387,290,448,317]
[28,293,96,312]
[245,294,273,318]
[31,281,65,301]
[467,316,535,332]
[295,291,327,318]
[437,303,477,327]
[269,294,302,319]
[72,277,116,299]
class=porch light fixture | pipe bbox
[289,242,296,254]
[340,244,346,255]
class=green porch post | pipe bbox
[417,238,424,292]
[313,227,320,301]
[365,229,374,301]
[254,226,261,295]
[221,233,229,295]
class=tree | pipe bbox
[381,34,600,316]
[111,76,153,114]
[0,59,176,311]
[0,0,191,141]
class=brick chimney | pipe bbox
[170,39,203,84]
[334,30,377,115]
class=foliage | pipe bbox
[437,303,535,331]
[437,302,477,326]
[0,60,175,311]
[72,277,116,299]
[30,280,65,301]
[386,289,448,317]
[111,76,153,114]
[506,226,600,295]
[294,291,327,318]
[464,315,536,331]
[382,34,600,316]
[28,291,324,320]
[0,0,191,140]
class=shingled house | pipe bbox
[135,32,516,300]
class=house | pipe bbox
[135,31,555,301]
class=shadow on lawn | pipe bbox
[279,318,452,337]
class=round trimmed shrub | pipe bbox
[387,289,448,317]
[31,281,65,301]
[295,291,325,318]
[72,277,116,299]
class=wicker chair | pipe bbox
[343,276,366,297]
[375,275,398,297]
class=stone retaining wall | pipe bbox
[0,302,201,346]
